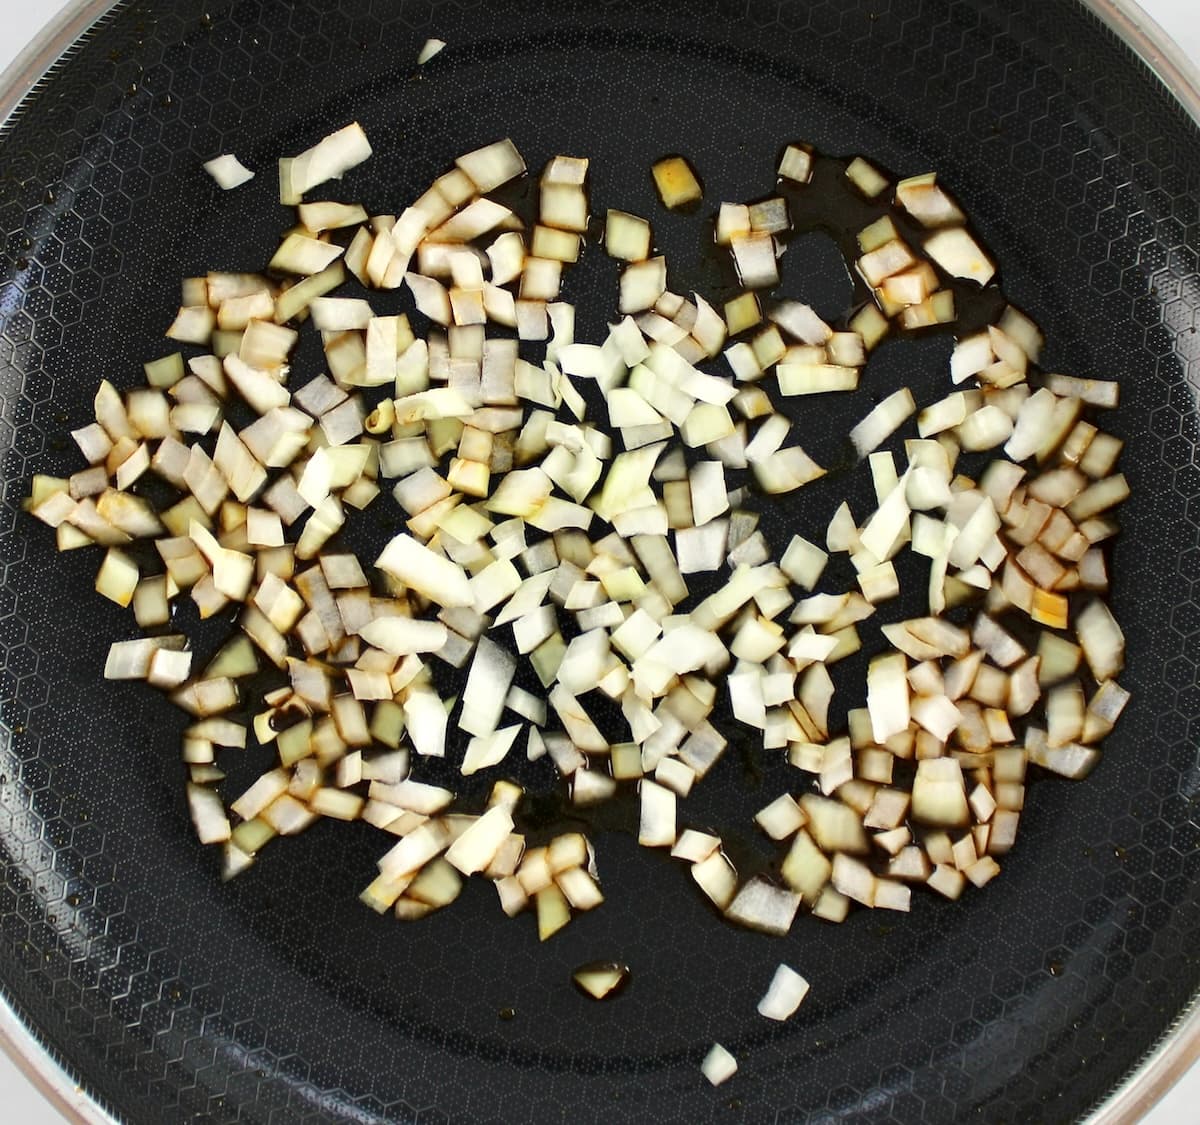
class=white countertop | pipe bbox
[0,1,1197,1121]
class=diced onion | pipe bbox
[701,1043,737,1087]
[417,38,446,64]
[203,154,255,190]
[28,122,1134,1031]
[753,954,811,1017]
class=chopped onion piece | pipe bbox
[1076,598,1125,681]
[1045,373,1119,408]
[924,227,995,286]
[846,157,888,197]
[605,209,652,262]
[187,784,231,844]
[958,405,1013,451]
[896,173,964,228]
[638,780,676,847]
[1027,727,1099,779]
[651,156,702,208]
[619,257,667,314]
[105,635,186,680]
[461,725,522,776]
[573,963,626,1000]
[867,652,909,742]
[912,759,969,826]
[778,144,813,183]
[755,793,805,840]
[269,232,344,275]
[758,963,810,1020]
[417,38,446,64]
[701,1043,738,1087]
[850,387,915,456]
[460,636,516,737]
[378,820,451,879]
[444,806,514,874]
[777,363,858,395]
[282,122,373,204]
[725,877,801,936]
[690,850,736,909]
[375,534,471,607]
[456,138,526,193]
[203,154,255,190]
[672,830,720,863]
[95,548,139,606]
[831,853,876,906]
[730,232,778,289]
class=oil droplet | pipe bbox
[498,1006,516,1021]
[1048,960,1064,977]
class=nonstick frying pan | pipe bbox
[1,1,1199,1122]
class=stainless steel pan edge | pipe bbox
[0,1,1195,1122]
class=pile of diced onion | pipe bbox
[27,120,1130,999]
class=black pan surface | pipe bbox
[0,1,1199,1122]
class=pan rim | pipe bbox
[0,1,1195,1122]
